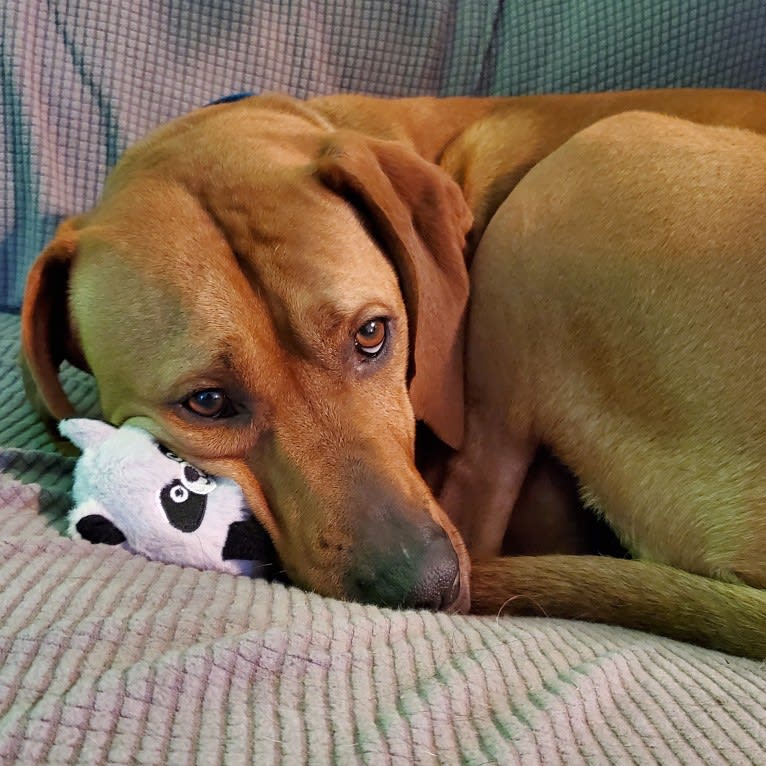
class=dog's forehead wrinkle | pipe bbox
[106,117,329,255]
[194,173,322,255]
[219,203,404,361]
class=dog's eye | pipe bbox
[354,319,387,357]
[182,389,235,418]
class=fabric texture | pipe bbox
[3,0,766,310]
[3,315,766,764]
[4,1,766,763]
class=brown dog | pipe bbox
[19,88,766,656]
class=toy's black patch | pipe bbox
[160,480,207,532]
[157,443,183,462]
[223,516,281,580]
[184,464,203,483]
[76,515,127,545]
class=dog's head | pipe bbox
[21,95,473,610]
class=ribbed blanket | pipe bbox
[2,317,766,764]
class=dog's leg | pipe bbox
[470,555,766,659]
[438,408,536,557]
[438,178,543,557]
[502,448,626,557]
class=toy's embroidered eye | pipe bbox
[158,444,184,462]
[354,318,388,358]
[182,389,236,418]
[181,465,217,495]
[170,484,189,504]
[184,465,202,483]
[157,444,217,494]
[160,480,207,532]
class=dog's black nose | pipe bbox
[402,529,462,611]
[348,521,463,612]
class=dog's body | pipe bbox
[444,113,766,655]
[20,88,766,656]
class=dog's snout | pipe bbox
[348,519,463,612]
[404,529,462,610]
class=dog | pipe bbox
[19,88,766,656]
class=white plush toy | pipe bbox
[59,418,279,579]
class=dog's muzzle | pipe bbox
[346,517,463,611]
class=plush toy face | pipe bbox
[59,418,280,579]
[155,444,217,532]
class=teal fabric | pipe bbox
[2,0,766,310]
[1,308,765,766]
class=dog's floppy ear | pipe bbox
[20,216,87,424]
[316,132,472,449]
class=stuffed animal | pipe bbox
[59,418,280,579]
